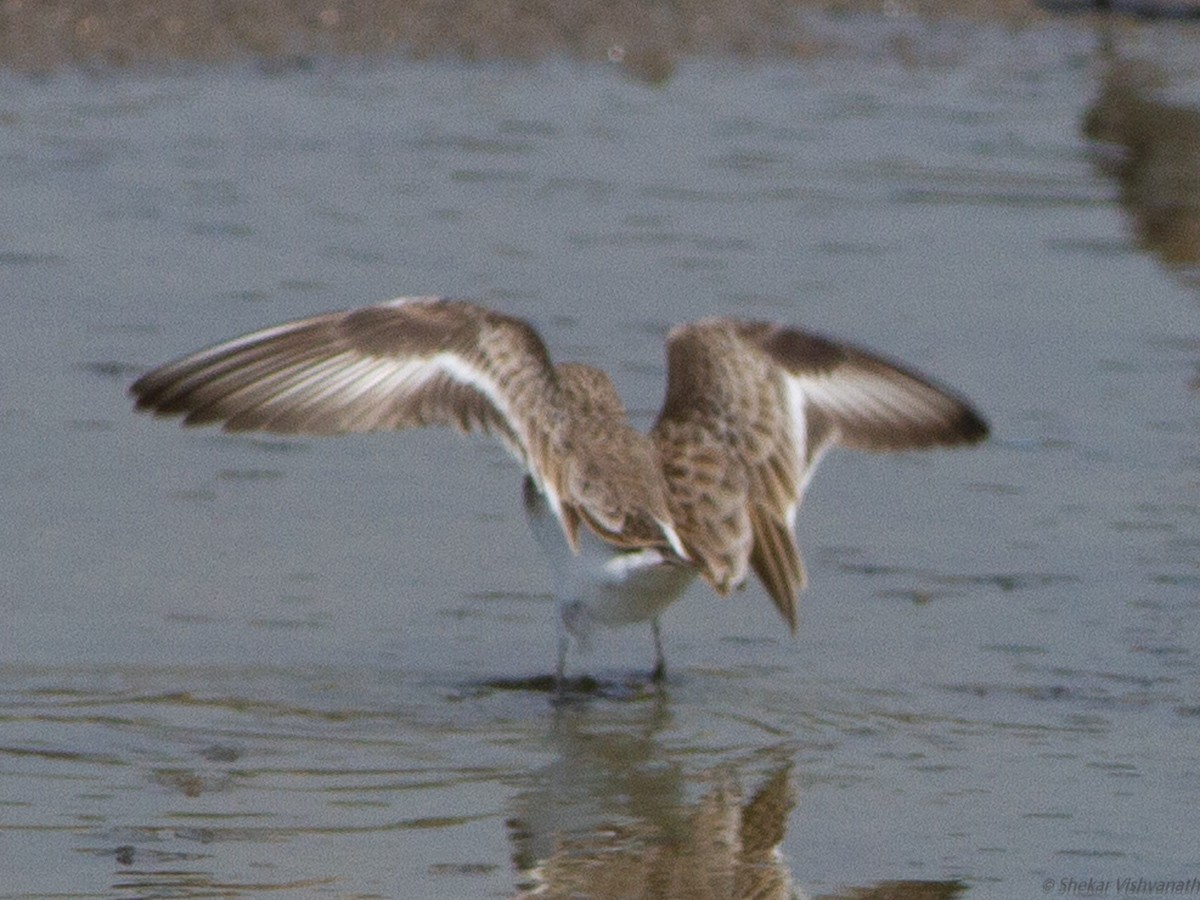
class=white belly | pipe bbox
[523,480,697,642]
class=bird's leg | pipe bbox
[650,618,666,683]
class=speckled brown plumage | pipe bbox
[132,297,988,641]
[652,318,988,630]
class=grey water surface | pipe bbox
[2,16,1199,900]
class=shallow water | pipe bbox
[2,14,1199,900]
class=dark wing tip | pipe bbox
[753,322,991,453]
[128,371,180,416]
[952,404,990,446]
[129,367,225,426]
[847,393,990,455]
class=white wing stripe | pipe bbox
[783,375,810,458]
[426,355,569,518]
[260,353,365,406]
[801,373,928,422]
[782,374,829,512]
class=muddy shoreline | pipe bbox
[0,0,1055,77]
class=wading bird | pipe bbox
[131,297,988,694]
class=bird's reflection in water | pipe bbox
[506,701,967,900]
[508,700,795,899]
[1082,51,1200,393]
[1083,58,1200,272]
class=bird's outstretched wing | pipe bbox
[653,319,988,631]
[131,295,567,509]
